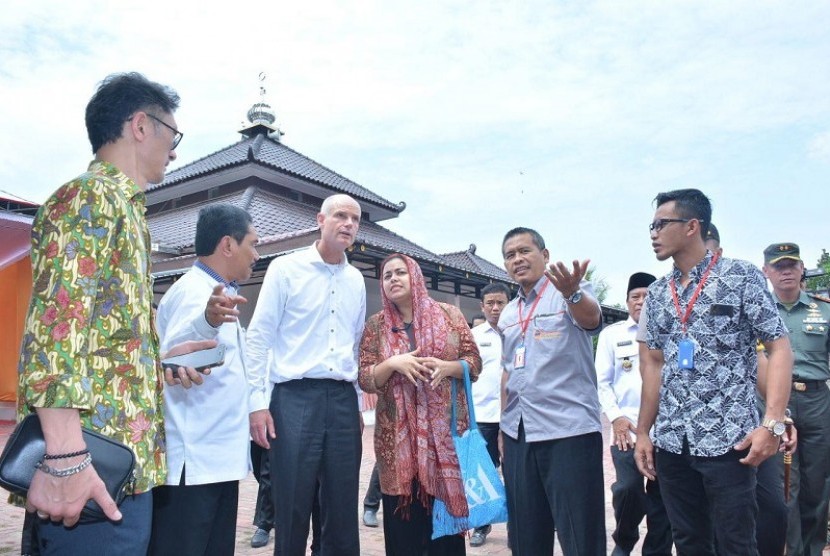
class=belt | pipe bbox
[792,380,828,392]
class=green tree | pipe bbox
[585,266,609,304]
[586,266,610,354]
[806,249,830,293]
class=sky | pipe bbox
[2,1,829,301]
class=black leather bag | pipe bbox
[0,414,136,522]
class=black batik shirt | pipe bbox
[644,251,788,457]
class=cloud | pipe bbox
[807,132,830,162]
[1,0,829,298]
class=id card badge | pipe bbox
[514,345,526,369]
[678,338,695,370]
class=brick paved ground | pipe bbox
[2,418,829,555]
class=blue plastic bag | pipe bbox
[432,361,509,539]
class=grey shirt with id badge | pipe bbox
[499,276,603,442]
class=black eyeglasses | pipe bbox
[146,114,183,149]
[648,218,690,233]
[128,113,183,149]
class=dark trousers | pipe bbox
[477,422,501,469]
[22,510,40,556]
[38,491,152,556]
[610,446,672,556]
[149,470,239,556]
[655,443,757,555]
[381,480,466,556]
[310,483,322,555]
[786,386,830,556]
[714,452,788,556]
[363,463,382,511]
[755,452,788,556]
[251,440,275,531]
[502,424,606,556]
[270,378,362,556]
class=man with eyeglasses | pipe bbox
[16,72,214,555]
[762,243,830,556]
[635,188,793,554]
[468,282,512,547]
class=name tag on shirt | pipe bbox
[514,345,526,369]
[616,340,633,347]
[479,342,492,347]
[678,338,695,370]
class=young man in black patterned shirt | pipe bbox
[634,188,793,554]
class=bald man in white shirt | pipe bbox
[247,194,367,556]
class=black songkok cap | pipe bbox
[705,223,720,243]
[627,272,656,294]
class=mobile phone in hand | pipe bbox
[161,345,226,374]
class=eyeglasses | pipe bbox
[648,218,690,233]
[127,113,183,150]
[146,113,183,150]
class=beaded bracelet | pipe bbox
[43,449,89,461]
[35,453,93,477]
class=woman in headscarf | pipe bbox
[359,254,482,555]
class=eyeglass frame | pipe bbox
[648,218,692,233]
[126,112,183,150]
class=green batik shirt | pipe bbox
[17,161,166,494]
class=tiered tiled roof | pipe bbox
[440,246,509,281]
[148,187,446,266]
[147,106,514,298]
[148,132,402,213]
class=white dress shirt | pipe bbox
[246,243,367,412]
[470,322,503,424]
[156,265,251,485]
[595,317,642,445]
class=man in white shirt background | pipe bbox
[469,282,511,547]
[150,204,260,555]
[595,272,672,556]
[247,193,367,556]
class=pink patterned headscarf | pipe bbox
[379,254,468,520]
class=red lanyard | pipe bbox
[669,253,720,334]
[518,280,549,340]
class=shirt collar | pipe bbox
[772,289,811,308]
[671,249,717,283]
[518,275,548,303]
[89,160,145,204]
[194,260,239,292]
[473,321,499,335]
[309,241,347,267]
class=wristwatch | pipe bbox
[566,289,583,304]
[762,418,786,438]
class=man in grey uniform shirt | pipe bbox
[498,226,605,556]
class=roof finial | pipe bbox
[239,72,284,141]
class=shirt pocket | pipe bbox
[532,312,566,341]
[707,304,740,349]
[799,322,829,354]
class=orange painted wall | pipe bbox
[0,256,31,402]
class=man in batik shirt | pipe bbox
[17,72,207,555]
[635,188,793,554]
